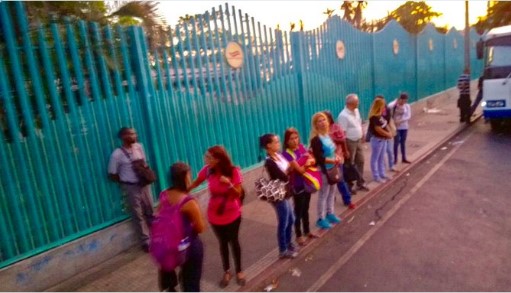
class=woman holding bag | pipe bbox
[282,128,319,246]
[188,146,246,288]
[260,133,299,259]
[323,111,356,210]
[368,98,393,183]
[310,112,343,230]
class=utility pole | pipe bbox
[464,0,470,74]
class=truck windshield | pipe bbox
[487,45,511,67]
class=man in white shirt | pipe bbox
[108,127,154,252]
[337,94,369,192]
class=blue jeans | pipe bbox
[336,165,352,205]
[272,199,295,253]
[317,173,336,219]
[370,137,387,180]
[386,138,394,170]
[394,129,408,162]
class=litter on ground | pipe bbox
[290,268,302,277]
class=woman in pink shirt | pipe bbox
[189,145,246,287]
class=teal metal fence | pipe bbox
[0,1,482,268]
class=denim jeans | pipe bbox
[386,138,394,170]
[394,129,408,162]
[336,165,352,205]
[370,137,387,181]
[272,198,295,253]
[317,173,336,219]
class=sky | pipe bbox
[157,0,489,31]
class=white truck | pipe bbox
[476,24,511,131]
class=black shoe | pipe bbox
[357,184,370,192]
[350,189,357,195]
[402,160,411,164]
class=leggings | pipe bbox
[293,190,311,238]
[211,217,242,273]
[159,236,204,292]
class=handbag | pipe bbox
[343,164,360,183]
[216,187,246,215]
[295,154,322,193]
[325,165,342,185]
[254,177,287,202]
[386,119,397,137]
[120,148,156,186]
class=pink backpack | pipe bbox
[296,155,322,193]
[285,148,322,193]
[150,192,194,271]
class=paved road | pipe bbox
[265,120,511,292]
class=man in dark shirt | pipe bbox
[457,68,471,123]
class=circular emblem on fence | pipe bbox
[453,39,458,49]
[336,40,346,59]
[393,39,399,55]
[429,38,434,51]
[225,42,244,69]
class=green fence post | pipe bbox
[127,27,164,192]
[290,31,307,137]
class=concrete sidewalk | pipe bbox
[48,85,481,292]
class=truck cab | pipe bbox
[476,25,511,131]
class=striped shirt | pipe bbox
[457,73,470,95]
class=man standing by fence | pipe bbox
[108,127,154,252]
[457,68,472,123]
[337,94,370,193]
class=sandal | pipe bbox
[219,271,232,288]
[236,272,246,286]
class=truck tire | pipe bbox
[490,119,502,132]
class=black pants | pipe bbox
[293,190,311,238]
[211,217,242,273]
[159,237,204,292]
[458,94,471,122]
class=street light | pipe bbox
[464,0,470,75]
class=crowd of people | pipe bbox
[107,92,412,292]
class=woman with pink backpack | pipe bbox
[154,162,206,292]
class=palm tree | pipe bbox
[323,8,335,19]
[108,1,162,28]
[340,1,355,23]
[353,1,367,28]
[178,14,194,24]
[108,1,165,49]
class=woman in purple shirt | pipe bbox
[282,128,319,246]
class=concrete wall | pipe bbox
[0,84,475,292]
